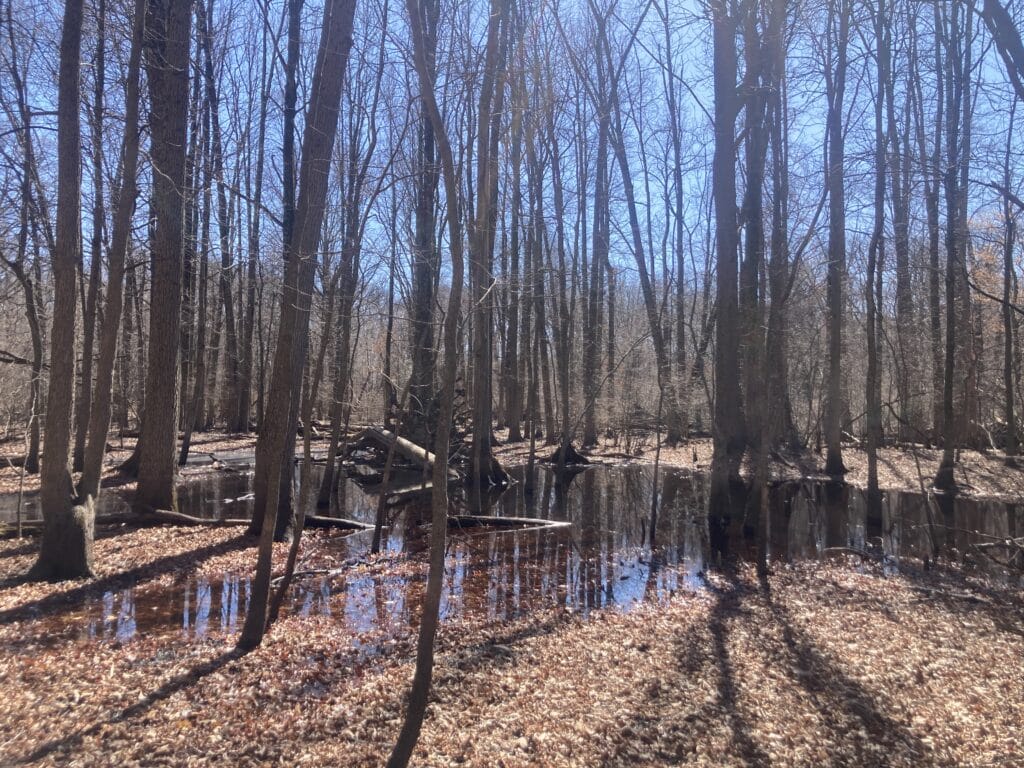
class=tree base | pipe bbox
[934,460,957,492]
[26,496,96,582]
[543,443,590,467]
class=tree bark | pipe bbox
[387,0,463,761]
[238,0,357,651]
[80,0,145,501]
[134,0,193,514]
[29,0,92,581]
[823,0,850,476]
[710,0,745,513]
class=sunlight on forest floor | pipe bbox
[1,506,1021,765]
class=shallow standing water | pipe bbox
[3,461,1021,649]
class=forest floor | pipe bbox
[0,524,1021,766]
[492,430,1024,501]
[3,428,1024,501]
[0,432,258,497]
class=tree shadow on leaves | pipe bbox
[601,575,771,767]
[606,567,929,767]
[759,577,928,766]
[15,648,242,765]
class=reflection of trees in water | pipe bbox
[76,465,1024,645]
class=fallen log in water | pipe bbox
[356,428,460,479]
[386,481,433,505]
[448,515,570,530]
[3,509,371,536]
[304,515,373,531]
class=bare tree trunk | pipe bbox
[866,0,888,518]
[235,7,278,435]
[74,0,105,472]
[503,73,524,442]
[387,0,463,761]
[765,2,798,450]
[936,0,971,489]
[134,0,193,514]
[29,0,92,580]
[80,0,145,501]
[1003,99,1019,460]
[885,6,914,442]
[657,2,688,433]
[3,3,46,474]
[909,6,944,439]
[250,0,301,538]
[468,0,510,490]
[982,0,1024,102]
[405,0,440,448]
[710,0,745,512]
[238,0,357,652]
[823,0,850,476]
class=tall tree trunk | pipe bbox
[710,0,745,512]
[387,1,463,762]
[503,73,524,442]
[135,0,193,514]
[936,0,971,489]
[1003,99,1019,460]
[765,0,798,450]
[74,0,105,472]
[823,0,849,476]
[405,0,440,448]
[468,0,510,490]
[29,0,92,581]
[866,0,888,519]
[80,0,145,501]
[250,0,301,538]
[238,0,357,651]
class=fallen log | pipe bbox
[304,515,373,531]
[139,509,370,531]
[448,515,570,530]
[132,510,252,527]
[386,481,433,505]
[357,428,460,479]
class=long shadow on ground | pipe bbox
[14,649,242,765]
[605,569,929,767]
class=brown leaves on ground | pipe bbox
[1,524,1022,767]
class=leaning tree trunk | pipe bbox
[29,0,92,581]
[387,1,465,762]
[238,0,357,652]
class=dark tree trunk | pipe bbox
[74,0,105,473]
[135,0,193,514]
[80,0,145,501]
[710,0,745,512]
[405,0,440,448]
[30,0,93,581]
[239,0,357,651]
[823,0,849,476]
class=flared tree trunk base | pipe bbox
[27,496,96,581]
